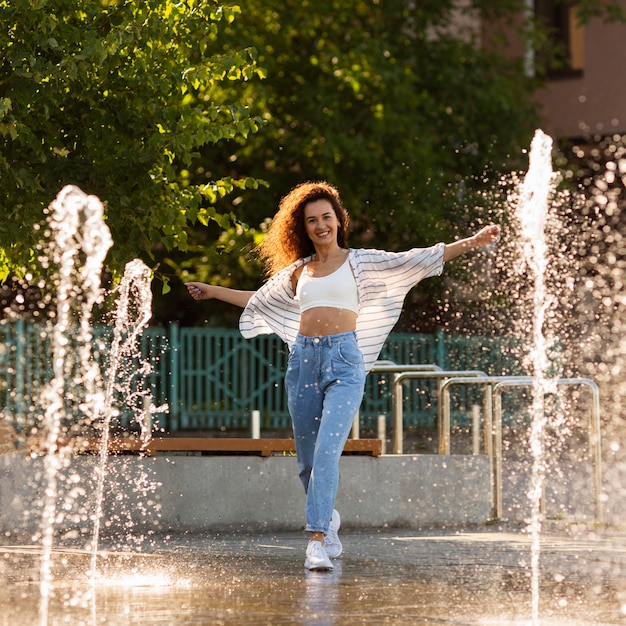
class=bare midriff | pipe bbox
[299,307,358,337]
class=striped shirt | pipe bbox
[239,243,445,372]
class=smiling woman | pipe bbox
[184,180,500,571]
[293,200,359,337]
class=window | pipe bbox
[535,0,585,77]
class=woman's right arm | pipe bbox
[185,282,256,309]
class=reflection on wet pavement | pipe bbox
[1,527,625,625]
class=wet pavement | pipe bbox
[1,525,625,626]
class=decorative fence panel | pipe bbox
[174,327,289,431]
[0,322,529,435]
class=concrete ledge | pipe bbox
[0,452,492,536]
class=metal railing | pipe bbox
[439,375,603,523]
[384,369,488,454]
[351,361,443,441]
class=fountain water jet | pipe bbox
[35,186,159,625]
[38,185,113,626]
[89,258,154,584]
[515,129,560,624]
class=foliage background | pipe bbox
[1,0,623,334]
[158,0,540,331]
[0,0,266,289]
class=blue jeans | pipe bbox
[284,331,366,534]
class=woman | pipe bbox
[186,181,500,571]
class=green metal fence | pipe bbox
[0,321,528,434]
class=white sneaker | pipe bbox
[324,509,342,558]
[304,540,333,571]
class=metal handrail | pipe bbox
[492,377,603,524]
[370,361,443,374]
[351,362,444,439]
[390,370,488,454]
[440,376,603,523]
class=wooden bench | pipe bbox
[27,436,383,457]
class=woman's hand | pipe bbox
[185,282,213,301]
[443,224,500,262]
[184,282,256,308]
[473,224,501,248]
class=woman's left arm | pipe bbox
[443,225,500,262]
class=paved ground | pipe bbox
[1,524,625,626]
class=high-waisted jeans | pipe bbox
[284,331,366,534]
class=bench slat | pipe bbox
[26,437,383,457]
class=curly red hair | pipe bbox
[256,181,350,276]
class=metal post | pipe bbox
[393,373,404,454]
[483,384,495,519]
[351,410,360,439]
[439,383,451,455]
[483,386,493,458]
[493,389,504,520]
[587,380,604,524]
[251,409,261,439]
[377,414,386,455]
[472,404,480,455]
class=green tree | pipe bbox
[0,0,266,288]
[166,0,624,331]
[166,0,539,330]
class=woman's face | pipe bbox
[303,199,340,247]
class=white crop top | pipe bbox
[295,257,359,314]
